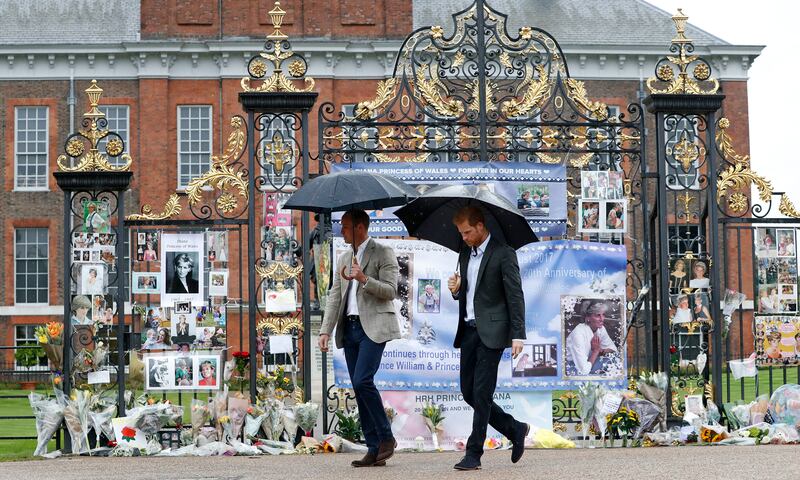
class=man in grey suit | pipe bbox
[447,206,529,471]
[319,209,399,467]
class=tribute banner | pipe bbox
[331,238,628,391]
[331,161,567,237]
[381,390,552,450]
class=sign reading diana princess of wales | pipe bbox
[331,161,567,238]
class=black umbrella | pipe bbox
[283,169,418,255]
[283,169,418,213]
[394,183,538,251]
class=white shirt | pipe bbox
[465,234,491,321]
[565,323,617,376]
[346,237,371,316]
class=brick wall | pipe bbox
[141,0,412,39]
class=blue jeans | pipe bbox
[343,319,393,453]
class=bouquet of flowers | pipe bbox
[191,399,212,441]
[63,389,92,454]
[35,322,64,371]
[605,406,640,447]
[637,371,668,432]
[244,404,267,443]
[88,393,117,444]
[218,415,233,443]
[29,391,66,456]
[421,402,445,451]
[211,386,229,440]
[577,382,602,446]
[294,401,320,437]
[721,289,746,339]
[256,366,295,400]
[228,395,250,441]
[384,403,396,424]
[262,397,285,441]
[231,351,250,378]
[334,409,362,443]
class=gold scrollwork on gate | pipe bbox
[257,316,304,334]
[256,261,303,282]
[501,64,551,118]
[355,78,397,120]
[126,193,182,221]
[185,116,249,213]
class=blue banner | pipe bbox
[331,162,567,238]
[332,239,628,391]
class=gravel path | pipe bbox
[1,445,795,480]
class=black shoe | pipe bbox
[375,437,397,462]
[454,456,481,470]
[511,422,530,463]
[352,452,382,467]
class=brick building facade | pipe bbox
[0,0,762,374]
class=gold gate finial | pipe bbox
[267,1,288,40]
[242,1,314,92]
[647,10,719,95]
[56,79,132,172]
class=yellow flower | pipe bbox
[38,335,48,344]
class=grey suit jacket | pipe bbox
[320,238,401,348]
[453,237,526,349]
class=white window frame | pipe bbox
[99,105,130,168]
[14,325,49,370]
[14,106,49,191]
[177,105,213,189]
[259,114,297,191]
[14,227,49,305]
[668,224,703,256]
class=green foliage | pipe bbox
[14,344,44,368]
[334,410,362,443]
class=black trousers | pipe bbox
[460,327,519,458]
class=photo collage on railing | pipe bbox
[130,229,230,391]
[753,227,800,366]
[70,200,117,327]
[578,171,627,234]
[263,192,299,313]
[665,241,713,373]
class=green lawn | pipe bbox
[0,387,54,462]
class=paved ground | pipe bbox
[1,445,796,480]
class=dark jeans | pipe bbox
[343,318,393,454]
[460,327,520,459]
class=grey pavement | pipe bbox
[1,445,796,480]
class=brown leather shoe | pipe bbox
[375,438,397,462]
[352,452,382,467]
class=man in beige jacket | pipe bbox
[319,209,400,467]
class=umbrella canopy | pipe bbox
[394,184,538,251]
[283,169,418,213]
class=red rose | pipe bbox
[121,426,137,442]
[669,345,677,354]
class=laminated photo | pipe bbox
[562,296,625,380]
[195,355,220,389]
[208,270,229,297]
[132,272,159,294]
[80,264,106,296]
[145,355,174,390]
[82,199,111,234]
[754,316,800,366]
[160,233,204,307]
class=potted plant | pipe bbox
[15,342,45,390]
